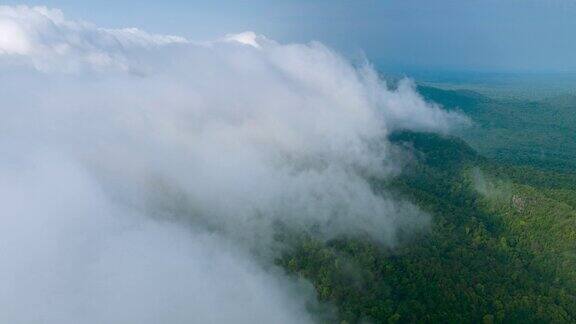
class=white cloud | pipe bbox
[223,31,263,48]
[0,19,30,54]
[0,5,467,323]
[0,151,315,324]
[0,5,186,72]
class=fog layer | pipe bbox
[0,6,465,323]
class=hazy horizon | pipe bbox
[3,0,576,73]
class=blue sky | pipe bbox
[6,0,576,72]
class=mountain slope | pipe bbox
[277,131,576,323]
[418,86,576,172]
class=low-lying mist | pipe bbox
[0,6,467,323]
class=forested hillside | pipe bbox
[275,86,576,323]
[418,85,576,172]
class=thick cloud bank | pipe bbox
[0,6,467,323]
[0,152,315,324]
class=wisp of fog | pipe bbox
[0,5,466,323]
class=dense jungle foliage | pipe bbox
[276,86,576,323]
[418,85,576,172]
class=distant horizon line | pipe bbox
[374,65,576,77]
